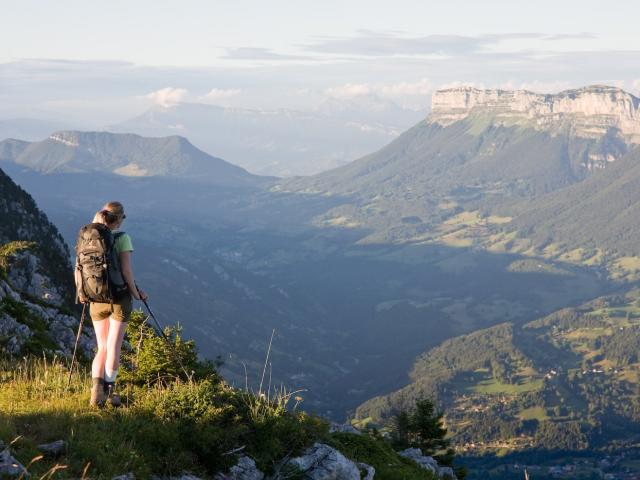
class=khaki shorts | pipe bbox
[90,294,133,322]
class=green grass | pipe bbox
[518,407,548,421]
[0,241,35,279]
[326,432,438,480]
[470,377,543,395]
[589,306,640,320]
[0,356,327,479]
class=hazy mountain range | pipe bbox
[109,95,426,177]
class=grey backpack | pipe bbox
[75,223,128,303]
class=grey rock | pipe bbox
[0,448,28,477]
[0,312,33,354]
[37,439,66,457]
[0,276,94,358]
[398,448,438,474]
[48,320,76,357]
[228,455,264,480]
[0,280,20,302]
[398,448,457,479]
[112,474,135,480]
[288,442,361,480]
[329,423,361,435]
[438,466,456,479]
[7,251,64,307]
[357,462,375,480]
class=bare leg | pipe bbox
[105,318,128,376]
[92,319,110,379]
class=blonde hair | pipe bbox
[93,201,125,226]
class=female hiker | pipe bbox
[88,201,147,407]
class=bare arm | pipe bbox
[119,251,147,300]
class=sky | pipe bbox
[2,0,640,125]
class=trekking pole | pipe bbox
[136,285,192,379]
[67,302,88,387]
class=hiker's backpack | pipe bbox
[75,223,129,303]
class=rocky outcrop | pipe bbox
[399,448,457,479]
[429,85,640,143]
[357,462,375,480]
[0,277,94,358]
[7,251,66,307]
[286,443,366,480]
[226,455,264,480]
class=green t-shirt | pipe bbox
[114,233,134,254]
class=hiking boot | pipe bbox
[104,383,122,408]
[90,380,106,408]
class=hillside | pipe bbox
[505,146,640,264]
[0,131,268,187]
[355,288,640,457]
[276,85,637,247]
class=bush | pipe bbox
[0,241,35,279]
[119,310,220,384]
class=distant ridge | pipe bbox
[110,100,423,177]
[430,84,640,142]
[281,85,636,200]
[0,131,270,187]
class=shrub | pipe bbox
[119,310,220,384]
[0,241,35,279]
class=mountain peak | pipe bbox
[1,130,266,186]
[429,84,640,142]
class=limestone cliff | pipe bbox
[429,85,640,143]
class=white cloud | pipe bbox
[145,87,188,107]
[378,78,432,97]
[325,78,432,99]
[437,80,484,90]
[201,88,242,102]
[631,79,640,95]
[325,83,373,98]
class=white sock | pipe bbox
[104,368,118,383]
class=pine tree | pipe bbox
[409,399,452,463]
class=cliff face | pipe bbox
[0,167,93,358]
[429,85,640,142]
[0,168,74,305]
